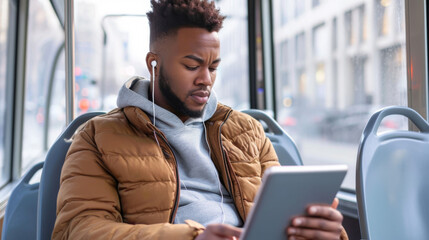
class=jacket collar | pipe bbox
[123,107,156,135]
[123,103,233,133]
[207,103,233,123]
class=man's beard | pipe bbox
[158,66,206,118]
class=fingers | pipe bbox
[306,205,343,222]
[288,236,306,240]
[331,198,339,209]
[205,224,242,238]
[287,227,342,240]
[290,217,343,233]
[286,204,344,240]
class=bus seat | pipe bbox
[356,106,429,240]
[37,112,105,240]
[1,162,43,240]
[242,109,303,166]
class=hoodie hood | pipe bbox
[116,76,218,128]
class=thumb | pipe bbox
[331,197,339,209]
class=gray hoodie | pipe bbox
[117,77,243,227]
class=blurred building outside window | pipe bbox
[272,0,407,190]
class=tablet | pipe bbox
[240,165,348,240]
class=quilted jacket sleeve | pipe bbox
[52,122,204,240]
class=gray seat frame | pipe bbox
[356,106,429,240]
[242,109,302,166]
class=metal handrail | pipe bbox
[43,43,65,151]
[64,0,75,125]
[100,14,146,109]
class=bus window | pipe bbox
[21,0,63,173]
[0,0,10,186]
[73,0,151,113]
[73,0,249,112]
[272,0,407,190]
[214,0,250,109]
[47,50,66,148]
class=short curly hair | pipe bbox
[147,0,225,46]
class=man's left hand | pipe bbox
[286,198,344,240]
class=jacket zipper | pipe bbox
[218,110,247,219]
[153,130,180,224]
[218,110,233,196]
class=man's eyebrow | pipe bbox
[184,55,221,64]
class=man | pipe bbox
[53,0,347,239]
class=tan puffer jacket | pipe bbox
[53,104,348,240]
[53,104,279,239]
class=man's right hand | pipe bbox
[195,224,242,240]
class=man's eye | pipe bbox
[185,65,198,71]
[209,67,217,72]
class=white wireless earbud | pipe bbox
[151,60,157,67]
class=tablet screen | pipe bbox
[240,165,348,240]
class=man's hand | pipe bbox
[195,224,242,240]
[287,198,344,240]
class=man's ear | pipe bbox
[145,52,159,77]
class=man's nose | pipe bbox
[195,67,213,86]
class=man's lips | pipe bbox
[190,90,210,104]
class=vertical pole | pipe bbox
[12,0,29,178]
[65,0,76,125]
[261,0,276,117]
[248,0,257,109]
[405,0,428,132]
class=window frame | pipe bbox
[0,0,18,189]
[405,0,428,120]
[0,0,20,200]
[9,0,29,180]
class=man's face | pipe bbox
[158,65,203,118]
[153,27,221,121]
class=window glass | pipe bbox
[214,0,249,109]
[75,0,151,113]
[294,0,305,18]
[273,0,407,190]
[312,0,321,8]
[0,0,9,186]
[47,50,66,147]
[74,0,249,112]
[22,0,63,173]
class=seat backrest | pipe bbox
[356,106,429,240]
[242,109,302,166]
[1,162,43,240]
[37,112,104,240]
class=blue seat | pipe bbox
[356,106,429,240]
[37,112,104,240]
[242,109,303,166]
[1,162,43,240]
